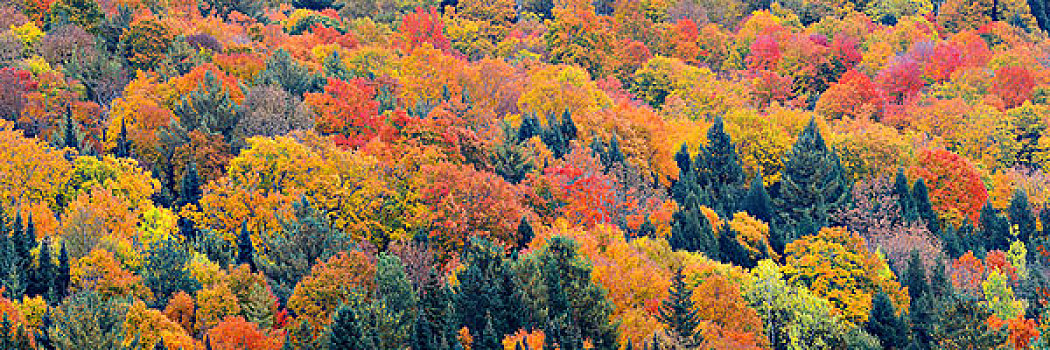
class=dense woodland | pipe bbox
[0,0,1050,348]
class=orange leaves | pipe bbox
[71,248,151,299]
[288,251,376,330]
[399,7,450,52]
[952,251,986,296]
[1002,315,1040,350]
[990,66,1036,109]
[303,77,380,149]
[816,69,885,119]
[909,148,989,225]
[207,316,284,350]
[0,121,72,213]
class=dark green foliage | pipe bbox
[413,269,455,350]
[114,118,133,158]
[774,118,850,240]
[517,217,534,250]
[143,238,200,308]
[0,216,17,299]
[198,0,263,20]
[327,294,377,350]
[1008,189,1037,245]
[841,327,881,350]
[1041,207,1050,239]
[517,114,543,142]
[60,108,80,152]
[941,223,964,259]
[908,294,937,350]
[517,236,619,350]
[741,173,774,224]
[236,221,255,271]
[669,197,718,257]
[603,133,626,168]
[476,315,501,350]
[255,49,323,97]
[865,292,909,349]
[540,111,578,158]
[322,50,354,81]
[193,228,236,268]
[177,162,202,208]
[912,179,940,235]
[657,268,702,346]
[454,238,526,341]
[492,122,535,184]
[717,223,752,268]
[283,319,327,350]
[893,168,917,223]
[287,11,345,35]
[905,250,928,302]
[931,297,1008,349]
[56,243,70,302]
[1028,0,1050,33]
[637,218,656,238]
[48,291,127,350]
[47,0,104,33]
[27,237,56,301]
[373,253,417,349]
[254,197,355,304]
[172,70,240,142]
[980,202,1011,252]
[695,116,748,216]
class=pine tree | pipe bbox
[605,133,625,166]
[1041,207,1050,239]
[774,118,850,241]
[717,223,752,268]
[413,268,454,350]
[373,254,417,349]
[866,292,910,349]
[56,242,69,302]
[29,237,55,300]
[657,268,702,346]
[172,70,241,142]
[893,168,917,223]
[115,118,133,158]
[517,114,542,143]
[255,48,323,97]
[62,109,80,152]
[912,179,940,235]
[941,223,963,259]
[236,221,255,272]
[637,218,656,238]
[669,200,718,257]
[143,238,200,308]
[957,219,980,257]
[454,238,526,340]
[696,116,748,216]
[979,203,1011,252]
[327,296,377,350]
[177,162,202,208]
[741,173,774,223]
[517,217,534,250]
[476,315,501,350]
[905,250,928,302]
[1008,189,1037,245]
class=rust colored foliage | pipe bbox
[990,66,1035,109]
[909,148,989,225]
[207,316,284,350]
[304,77,380,148]
[400,7,450,52]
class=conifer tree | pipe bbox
[374,253,417,349]
[62,109,80,152]
[696,116,748,216]
[741,173,774,223]
[517,114,542,143]
[236,221,255,272]
[413,268,454,350]
[979,203,1011,252]
[657,268,702,346]
[774,118,850,240]
[1007,189,1036,245]
[669,199,718,257]
[115,118,133,158]
[454,238,526,340]
[327,295,377,350]
[866,292,910,349]
[605,133,625,166]
[957,219,980,256]
[29,237,55,300]
[942,223,963,259]
[56,242,69,302]
[905,250,927,302]
[143,238,199,308]
[912,179,940,235]
[517,217,534,250]
[1041,208,1050,239]
[49,290,128,349]
[172,70,241,142]
[717,223,752,268]
[256,48,323,97]
[893,168,917,222]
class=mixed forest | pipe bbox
[2,0,1050,348]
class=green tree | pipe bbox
[696,116,748,216]
[177,162,201,239]
[517,217,534,250]
[865,292,910,349]
[143,238,200,308]
[931,297,1008,349]
[717,222,753,268]
[373,253,417,349]
[48,290,127,350]
[775,119,850,241]
[742,173,774,224]
[172,70,240,142]
[893,168,917,223]
[327,293,377,350]
[236,221,254,272]
[48,0,104,33]
[980,203,1011,252]
[657,267,702,346]
[745,260,851,350]
[454,238,526,341]
[669,195,718,257]
[1008,189,1037,245]
[255,49,323,97]
[912,179,940,235]
[413,268,455,350]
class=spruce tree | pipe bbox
[741,173,774,223]
[657,268,702,346]
[115,118,133,158]
[143,238,199,308]
[605,133,625,166]
[373,254,417,349]
[957,219,979,257]
[327,296,377,350]
[696,116,748,216]
[236,222,255,272]
[1008,189,1037,245]
[941,223,963,259]
[62,109,80,152]
[517,217,534,250]
[774,118,850,241]
[172,70,241,142]
[979,203,1011,252]
[177,162,202,208]
[905,250,928,309]
[865,292,910,349]
[413,268,454,350]
[912,179,940,235]
[56,243,69,302]
[717,223,752,268]
[454,238,526,340]
[669,199,718,257]
[517,114,542,143]
[29,237,55,300]
[255,48,323,97]
[893,168,917,223]
[1041,208,1050,239]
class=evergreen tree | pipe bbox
[741,173,774,223]
[48,290,128,350]
[236,221,255,272]
[56,243,69,302]
[893,168,917,222]
[905,250,928,302]
[942,223,963,259]
[669,199,718,257]
[143,238,199,308]
[931,297,1008,349]
[657,268,702,346]
[912,179,940,235]
[517,114,542,143]
[373,253,417,349]
[605,133,625,166]
[29,237,55,300]
[61,109,80,152]
[774,118,850,241]
[255,48,323,97]
[637,218,656,238]
[491,123,534,185]
[1008,189,1037,245]
[177,162,202,208]
[476,315,501,350]
[979,203,1011,252]
[115,118,133,158]
[0,215,14,299]
[1041,207,1050,239]
[327,296,377,350]
[454,238,526,340]
[717,223,752,268]
[172,70,241,142]
[413,268,454,350]
[517,217,534,250]
[696,116,748,216]
[865,292,910,349]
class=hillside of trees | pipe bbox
[0,0,1049,348]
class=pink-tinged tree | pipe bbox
[399,7,450,52]
[876,56,924,105]
[990,66,1035,109]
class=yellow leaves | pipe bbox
[72,248,151,300]
[394,44,464,107]
[15,295,46,332]
[9,22,44,49]
[0,122,72,215]
[195,283,241,331]
[288,251,376,330]
[64,155,160,212]
[518,64,612,121]
[124,299,187,350]
[728,212,779,262]
[723,106,812,185]
[827,118,916,182]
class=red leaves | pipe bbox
[747,35,780,71]
[207,316,284,350]
[909,148,989,225]
[990,66,1035,109]
[876,56,924,105]
[400,7,450,52]
[304,77,380,149]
